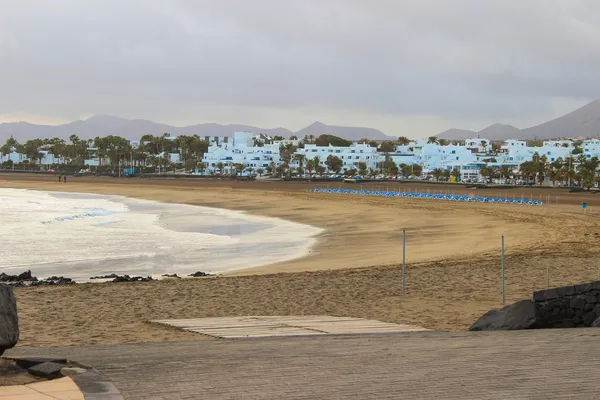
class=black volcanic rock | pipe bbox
[188,271,212,277]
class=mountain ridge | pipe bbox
[2,99,600,143]
[0,116,394,143]
[436,100,600,141]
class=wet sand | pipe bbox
[2,174,599,347]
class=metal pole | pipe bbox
[402,229,406,296]
[501,235,505,305]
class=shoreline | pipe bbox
[0,187,323,279]
[0,175,554,275]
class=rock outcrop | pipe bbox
[0,284,19,356]
[470,300,539,331]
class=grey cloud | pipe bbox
[1,0,599,131]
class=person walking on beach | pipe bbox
[63,175,67,183]
[58,175,62,183]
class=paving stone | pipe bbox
[28,361,66,379]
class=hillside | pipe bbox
[520,100,600,139]
[435,100,600,140]
[435,128,477,140]
[0,116,394,143]
[294,121,396,141]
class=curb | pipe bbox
[71,367,124,400]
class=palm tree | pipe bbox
[216,162,224,175]
[578,156,600,189]
[431,168,444,181]
[438,139,450,146]
[519,161,536,183]
[312,156,321,170]
[479,166,496,183]
[481,140,489,153]
[498,166,513,183]
[233,163,245,176]
[256,168,265,177]
[293,153,305,169]
[305,160,315,177]
[450,168,461,182]
[396,136,411,146]
[399,163,411,177]
[427,136,439,145]
[357,162,368,176]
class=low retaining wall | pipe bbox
[533,282,600,328]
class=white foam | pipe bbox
[0,188,323,281]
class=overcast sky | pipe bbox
[1,0,599,138]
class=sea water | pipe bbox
[0,188,322,281]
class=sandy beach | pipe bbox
[2,174,600,347]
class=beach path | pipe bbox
[7,329,600,399]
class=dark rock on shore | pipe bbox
[110,275,154,283]
[188,271,213,277]
[0,284,19,356]
[90,274,119,280]
[470,300,539,331]
[32,276,74,286]
[0,270,37,282]
[162,274,180,278]
[0,271,74,288]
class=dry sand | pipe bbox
[2,174,600,347]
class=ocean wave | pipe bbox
[41,210,117,224]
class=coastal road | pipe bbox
[8,329,600,399]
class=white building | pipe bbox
[201,131,282,174]
[293,142,384,172]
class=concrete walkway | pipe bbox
[0,377,84,399]
[8,329,600,399]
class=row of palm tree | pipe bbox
[1,133,210,174]
[519,154,600,188]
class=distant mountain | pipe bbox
[478,123,521,141]
[0,115,295,143]
[295,121,396,141]
[0,116,397,143]
[435,100,600,141]
[520,100,600,140]
[4,99,600,144]
[435,128,477,140]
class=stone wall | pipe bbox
[533,281,600,328]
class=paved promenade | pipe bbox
[8,329,600,399]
